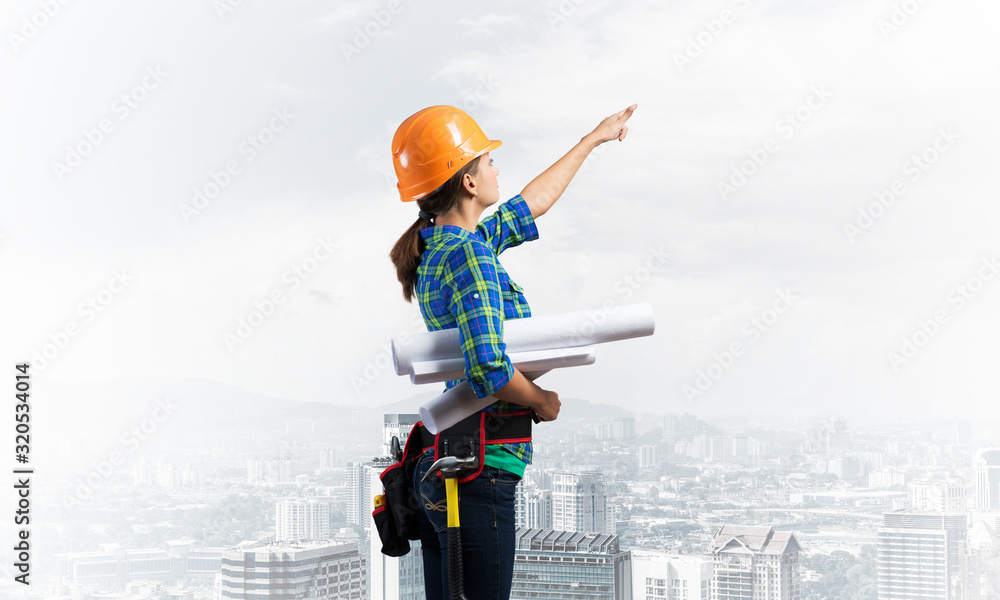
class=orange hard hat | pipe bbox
[391,106,501,202]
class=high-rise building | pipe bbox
[977,449,1000,511]
[276,498,330,542]
[639,445,657,469]
[709,525,802,600]
[345,461,373,527]
[632,551,712,600]
[516,481,553,530]
[510,528,632,600]
[382,414,420,457]
[552,471,611,534]
[220,539,366,599]
[912,479,967,513]
[877,511,967,600]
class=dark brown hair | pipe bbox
[389,156,482,302]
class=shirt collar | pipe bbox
[420,225,482,246]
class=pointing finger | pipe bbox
[620,103,637,122]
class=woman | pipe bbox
[389,102,636,600]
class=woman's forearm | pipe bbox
[518,103,637,219]
[519,133,600,219]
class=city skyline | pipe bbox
[23,398,1000,599]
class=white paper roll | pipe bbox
[410,346,597,385]
[419,370,551,435]
[394,302,655,377]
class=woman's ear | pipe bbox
[462,171,479,198]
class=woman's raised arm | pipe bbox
[520,103,637,219]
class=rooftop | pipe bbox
[709,525,802,556]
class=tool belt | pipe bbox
[372,410,532,557]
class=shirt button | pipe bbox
[473,293,480,299]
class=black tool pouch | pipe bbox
[379,461,421,541]
[372,499,409,557]
[374,427,428,557]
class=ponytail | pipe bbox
[389,156,482,302]
[389,215,433,302]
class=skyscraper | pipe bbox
[345,461,372,527]
[877,511,967,600]
[977,449,1000,511]
[709,525,802,600]
[516,481,553,530]
[382,413,420,457]
[275,498,330,542]
[510,528,632,600]
[632,551,712,600]
[552,471,611,534]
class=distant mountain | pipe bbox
[39,376,631,438]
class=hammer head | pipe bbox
[420,455,478,482]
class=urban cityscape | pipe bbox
[25,380,1000,600]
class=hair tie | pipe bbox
[418,210,435,220]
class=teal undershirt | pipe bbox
[485,445,527,478]
[423,445,527,478]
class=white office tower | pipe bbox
[516,480,553,530]
[220,539,366,599]
[977,449,1000,511]
[367,464,425,600]
[877,511,967,600]
[709,525,802,600]
[511,529,632,600]
[640,445,657,469]
[345,461,373,527]
[553,471,610,534]
[912,479,967,513]
[632,551,712,600]
[382,414,420,456]
[276,498,330,542]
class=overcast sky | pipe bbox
[2,0,998,422]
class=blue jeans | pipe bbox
[412,451,521,600]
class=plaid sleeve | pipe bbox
[442,241,514,399]
[476,194,539,256]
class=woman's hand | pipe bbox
[588,103,638,145]
[493,369,562,422]
[532,388,561,422]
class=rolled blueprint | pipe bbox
[411,346,597,385]
[420,370,552,435]
[394,302,655,380]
